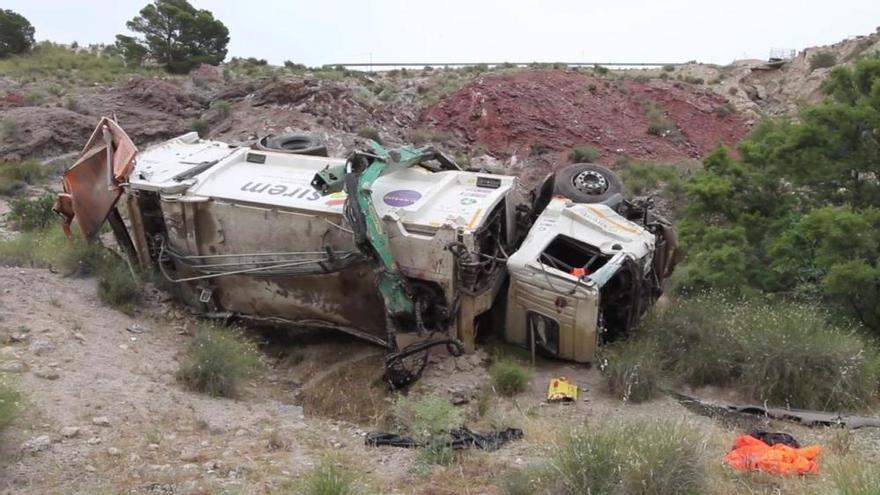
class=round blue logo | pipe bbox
[383,189,422,207]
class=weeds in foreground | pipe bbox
[605,294,880,410]
[828,457,880,495]
[0,379,23,432]
[491,358,532,397]
[177,325,262,398]
[0,160,46,196]
[551,420,707,495]
[292,456,373,495]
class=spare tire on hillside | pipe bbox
[256,133,328,157]
[554,163,625,207]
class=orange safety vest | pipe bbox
[724,435,822,476]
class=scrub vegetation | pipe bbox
[177,324,262,398]
[392,394,462,465]
[0,379,23,432]
[545,420,708,495]
[0,159,46,195]
[604,294,880,410]
[490,358,533,396]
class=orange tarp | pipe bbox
[724,435,822,476]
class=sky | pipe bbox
[4,0,880,67]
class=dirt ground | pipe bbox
[2,266,878,494]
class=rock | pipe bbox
[87,437,102,445]
[60,426,81,438]
[91,416,111,427]
[8,332,30,344]
[454,357,473,372]
[84,465,97,473]
[107,447,122,456]
[33,368,60,380]
[277,404,304,419]
[148,443,160,450]
[28,339,54,356]
[21,435,52,453]
[72,332,86,343]
[126,323,150,334]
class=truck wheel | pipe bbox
[256,133,328,157]
[554,163,624,205]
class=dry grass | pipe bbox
[299,354,389,426]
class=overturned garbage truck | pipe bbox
[56,118,678,387]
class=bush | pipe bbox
[621,294,880,410]
[0,380,22,432]
[491,358,532,396]
[191,119,208,137]
[0,159,46,195]
[551,420,707,495]
[211,100,230,119]
[663,64,676,72]
[568,145,600,163]
[593,64,609,75]
[8,194,56,231]
[294,457,370,495]
[177,325,261,397]
[63,94,83,112]
[392,394,461,465]
[357,127,382,144]
[96,254,137,311]
[619,160,689,198]
[641,100,680,139]
[810,51,837,71]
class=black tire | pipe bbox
[256,133,328,157]
[553,163,625,205]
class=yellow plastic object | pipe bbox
[547,376,578,402]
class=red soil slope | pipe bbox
[420,70,750,163]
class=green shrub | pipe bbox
[211,100,231,119]
[63,94,82,112]
[0,380,23,432]
[190,119,208,138]
[728,87,738,96]
[8,193,56,231]
[293,457,371,495]
[357,127,382,144]
[491,358,532,396]
[552,420,707,495]
[177,325,262,398]
[641,100,680,139]
[619,161,689,197]
[392,394,461,465]
[0,159,46,195]
[682,76,704,85]
[96,254,137,311]
[625,294,880,410]
[810,51,837,71]
[568,145,600,163]
[593,64,609,75]
[663,64,676,72]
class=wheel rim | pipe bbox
[572,170,608,195]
